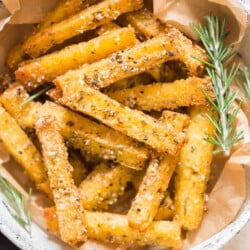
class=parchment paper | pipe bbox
[0,0,249,249]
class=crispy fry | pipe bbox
[127,154,177,231]
[108,76,213,111]
[39,0,98,29]
[79,162,139,210]
[124,8,166,39]
[56,79,189,154]
[0,85,149,169]
[0,83,42,128]
[123,9,206,77]
[154,194,175,221]
[35,116,87,244]
[7,0,98,70]
[174,105,215,230]
[40,102,149,169]
[68,150,89,186]
[16,27,137,88]
[0,104,50,195]
[96,22,120,35]
[104,73,153,92]
[23,0,143,58]
[55,28,205,90]
[44,207,182,249]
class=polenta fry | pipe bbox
[23,0,143,58]
[107,76,213,111]
[44,207,182,249]
[55,80,189,154]
[78,162,140,210]
[123,8,166,39]
[154,194,175,221]
[127,154,177,231]
[96,22,120,35]
[0,85,149,169]
[68,149,89,186]
[0,104,50,195]
[40,101,150,169]
[7,0,98,70]
[16,27,137,89]
[0,83,42,128]
[174,105,215,230]
[35,116,87,244]
[39,0,98,30]
[55,29,205,90]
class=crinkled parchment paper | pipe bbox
[0,0,249,249]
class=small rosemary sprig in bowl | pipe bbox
[0,174,32,233]
[191,15,245,156]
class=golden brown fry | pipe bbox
[174,105,215,230]
[0,83,42,128]
[0,104,50,195]
[0,85,149,169]
[44,207,182,249]
[56,79,189,154]
[35,116,87,244]
[16,27,137,88]
[127,154,177,231]
[79,162,139,210]
[108,76,213,111]
[124,8,166,39]
[7,0,98,70]
[104,73,153,92]
[40,102,149,169]
[39,0,98,29]
[68,150,89,186]
[96,22,120,35]
[55,28,205,90]
[127,111,181,230]
[154,195,175,221]
[23,0,143,58]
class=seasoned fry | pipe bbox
[40,102,149,170]
[0,85,149,169]
[44,207,182,249]
[35,116,87,244]
[174,105,215,230]
[23,0,143,58]
[108,76,213,111]
[16,27,137,88]
[68,150,89,186]
[96,22,120,35]
[124,8,166,39]
[55,28,205,90]
[127,154,177,231]
[0,104,50,195]
[79,162,139,210]
[154,194,175,221]
[104,73,153,92]
[39,0,98,29]
[0,83,42,128]
[56,79,189,154]
[7,0,98,70]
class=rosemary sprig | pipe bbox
[20,83,53,106]
[0,174,32,233]
[191,15,244,155]
[237,66,250,104]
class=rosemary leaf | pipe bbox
[237,66,250,104]
[0,174,31,233]
[20,84,53,106]
[191,15,244,155]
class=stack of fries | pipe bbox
[0,0,216,249]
